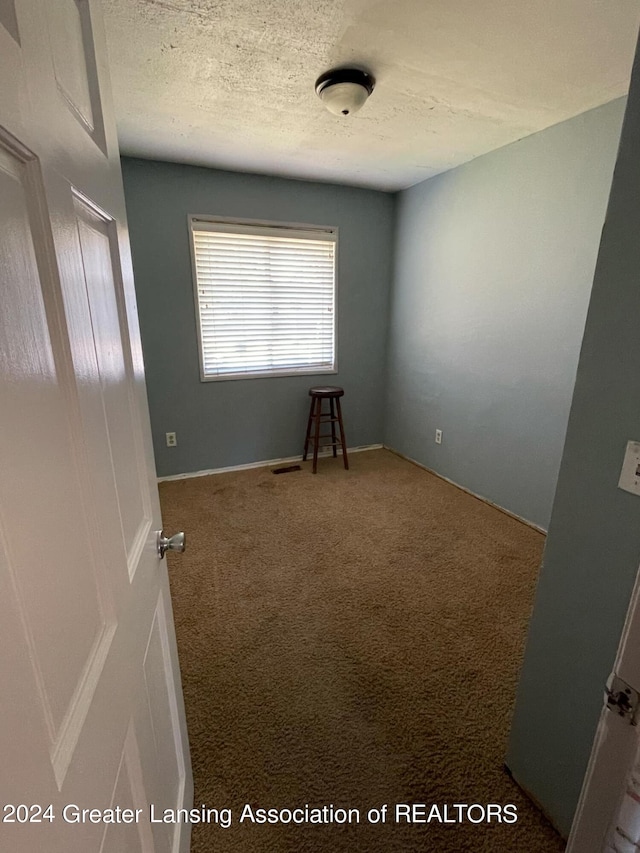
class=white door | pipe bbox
[568,563,640,852]
[0,2,192,852]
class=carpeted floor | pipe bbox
[160,448,565,852]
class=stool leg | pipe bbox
[303,396,315,461]
[335,397,349,470]
[330,397,337,458]
[312,396,322,474]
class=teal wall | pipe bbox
[508,42,640,835]
[384,99,625,530]
[121,158,395,476]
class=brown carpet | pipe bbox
[160,448,565,852]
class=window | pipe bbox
[190,217,337,381]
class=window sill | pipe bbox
[200,367,338,383]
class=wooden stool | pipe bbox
[303,386,349,474]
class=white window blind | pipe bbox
[190,219,337,380]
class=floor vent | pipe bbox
[271,465,302,475]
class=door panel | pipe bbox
[48,0,94,129]
[0,140,113,747]
[101,729,152,853]
[143,595,185,853]
[45,0,106,150]
[72,191,151,568]
[144,597,183,798]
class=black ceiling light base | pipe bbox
[315,68,375,116]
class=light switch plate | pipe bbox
[618,441,640,496]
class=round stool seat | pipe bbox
[308,385,344,398]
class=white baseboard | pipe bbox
[157,444,383,483]
[384,446,547,535]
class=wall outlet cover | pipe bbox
[618,440,640,496]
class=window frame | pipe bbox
[188,214,339,383]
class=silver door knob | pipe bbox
[156,530,186,559]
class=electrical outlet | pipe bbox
[435,429,442,445]
[166,432,177,447]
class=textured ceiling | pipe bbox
[103,0,640,191]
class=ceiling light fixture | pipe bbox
[315,68,375,117]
